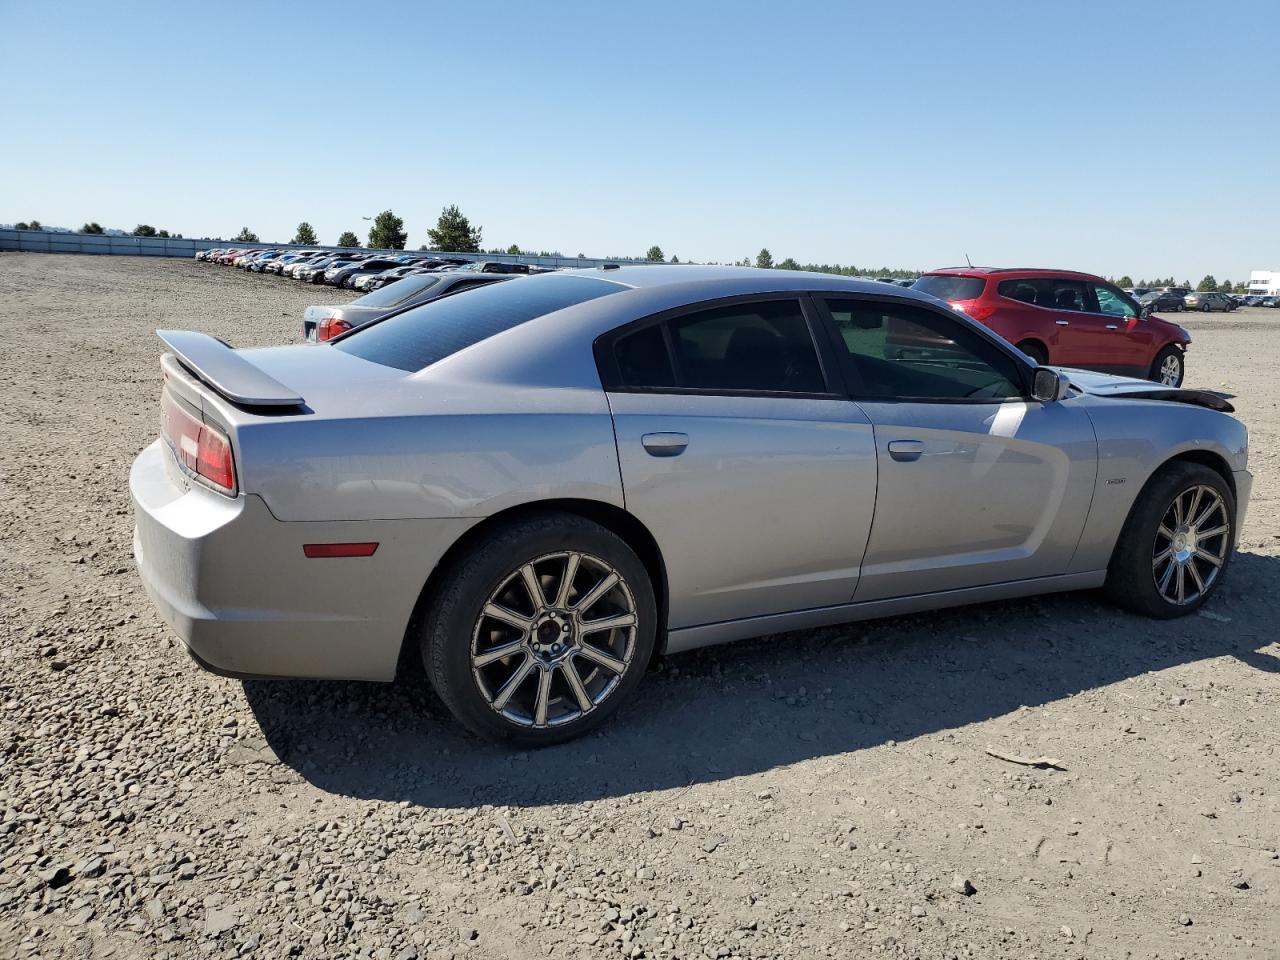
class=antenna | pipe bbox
[964,252,973,268]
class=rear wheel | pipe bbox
[1015,340,1048,366]
[421,513,657,745]
[1105,462,1234,618]
[1149,345,1184,386]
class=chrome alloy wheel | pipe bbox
[1159,352,1183,386]
[471,552,638,728]
[1152,484,1230,605]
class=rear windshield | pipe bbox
[912,275,986,301]
[335,275,622,371]
[352,274,440,308]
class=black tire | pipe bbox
[1201,303,1210,312]
[1105,462,1235,619]
[1149,345,1184,386]
[421,513,657,745]
[1015,340,1048,366]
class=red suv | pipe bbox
[913,268,1191,386]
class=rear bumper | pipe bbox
[130,440,476,681]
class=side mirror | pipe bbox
[1031,367,1070,403]
[1139,303,1153,319]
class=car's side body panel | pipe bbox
[1067,393,1250,573]
[851,398,1098,601]
[608,391,878,627]
[665,570,1106,654]
[131,440,477,680]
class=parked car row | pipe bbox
[1121,286,1277,313]
[1239,294,1280,308]
[194,245,550,289]
[195,248,1234,387]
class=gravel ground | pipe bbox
[1,253,1278,960]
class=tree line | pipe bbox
[1114,275,1250,294]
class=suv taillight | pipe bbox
[160,390,236,494]
[317,317,352,342]
[950,299,996,322]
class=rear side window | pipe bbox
[997,277,1089,311]
[336,275,622,371]
[614,323,675,388]
[912,275,986,301]
[607,299,826,394]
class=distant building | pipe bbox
[1248,270,1280,296]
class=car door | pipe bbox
[1086,281,1154,375]
[599,296,879,628]
[816,295,1098,602]
[1036,276,1113,368]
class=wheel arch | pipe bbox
[1013,336,1049,361]
[396,498,670,678]
[1161,449,1236,501]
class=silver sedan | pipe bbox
[131,267,1252,744]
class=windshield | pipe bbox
[912,275,986,301]
[352,274,441,308]
[336,275,622,372]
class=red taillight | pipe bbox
[160,391,236,494]
[317,316,352,342]
[302,542,379,558]
[950,299,996,322]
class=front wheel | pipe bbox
[421,513,657,745]
[1105,462,1234,618]
[1149,345,1184,386]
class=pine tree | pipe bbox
[367,210,408,250]
[425,205,482,253]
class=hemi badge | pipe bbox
[1105,478,1126,485]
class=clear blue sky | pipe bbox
[2,0,1276,281]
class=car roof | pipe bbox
[923,266,1106,282]
[551,264,939,302]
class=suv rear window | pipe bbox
[912,275,986,301]
[335,275,622,371]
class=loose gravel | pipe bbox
[1,254,1278,959]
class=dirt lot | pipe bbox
[1,253,1277,960]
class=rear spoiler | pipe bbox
[157,330,303,407]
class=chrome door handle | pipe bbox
[641,432,689,457]
[1105,323,1119,330]
[1055,320,1070,326]
[887,439,924,462]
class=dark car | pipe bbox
[303,271,512,341]
[325,257,405,288]
[913,267,1192,385]
[1139,288,1191,312]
